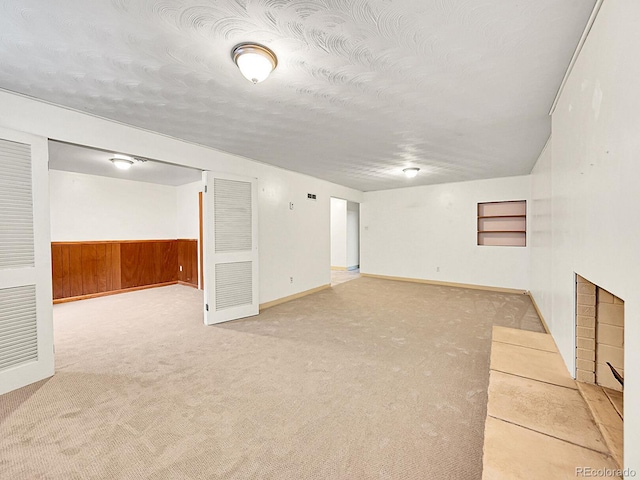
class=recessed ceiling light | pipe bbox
[110,154,135,170]
[232,43,278,84]
[403,167,420,178]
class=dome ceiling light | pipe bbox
[110,154,135,170]
[232,43,278,84]
[403,167,420,178]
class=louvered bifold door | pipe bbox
[0,129,54,395]
[202,172,258,325]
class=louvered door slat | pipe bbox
[214,178,252,253]
[0,350,39,371]
[0,329,38,348]
[0,285,38,371]
[215,261,253,311]
[0,139,34,269]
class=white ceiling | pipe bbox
[49,141,203,186]
[0,1,595,191]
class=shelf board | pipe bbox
[478,230,526,234]
[477,215,526,219]
[477,243,526,247]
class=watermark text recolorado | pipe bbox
[576,467,636,477]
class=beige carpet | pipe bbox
[330,269,360,286]
[0,278,543,479]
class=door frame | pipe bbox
[199,191,204,290]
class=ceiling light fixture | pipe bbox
[403,167,420,178]
[110,154,135,170]
[232,43,277,84]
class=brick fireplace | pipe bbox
[575,275,624,391]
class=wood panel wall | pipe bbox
[177,239,198,286]
[120,240,177,289]
[51,239,197,302]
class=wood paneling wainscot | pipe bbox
[177,239,198,287]
[51,239,197,303]
[120,240,177,289]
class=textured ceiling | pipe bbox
[49,141,203,186]
[0,1,595,191]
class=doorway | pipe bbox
[330,197,360,286]
[48,140,204,303]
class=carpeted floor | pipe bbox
[0,277,543,479]
[330,269,360,286]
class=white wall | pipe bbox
[529,0,640,469]
[176,180,202,239]
[361,175,530,290]
[529,140,553,325]
[0,90,362,305]
[346,201,359,269]
[330,198,347,268]
[49,170,177,241]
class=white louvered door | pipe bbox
[202,172,258,325]
[0,128,54,395]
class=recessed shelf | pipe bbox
[477,200,526,247]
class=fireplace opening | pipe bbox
[575,275,624,395]
[575,274,624,467]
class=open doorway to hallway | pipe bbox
[330,197,360,286]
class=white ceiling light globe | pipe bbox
[110,154,135,170]
[403,167,420,178]
[237,52,273,83]
[111,158,133,170]
[232,43,278,84]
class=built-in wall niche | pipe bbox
[477,200,526,247]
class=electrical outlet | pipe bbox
[436,266,440,272]
[289,202,294,210]
[180,265,183,272]
[290,276,294,284]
